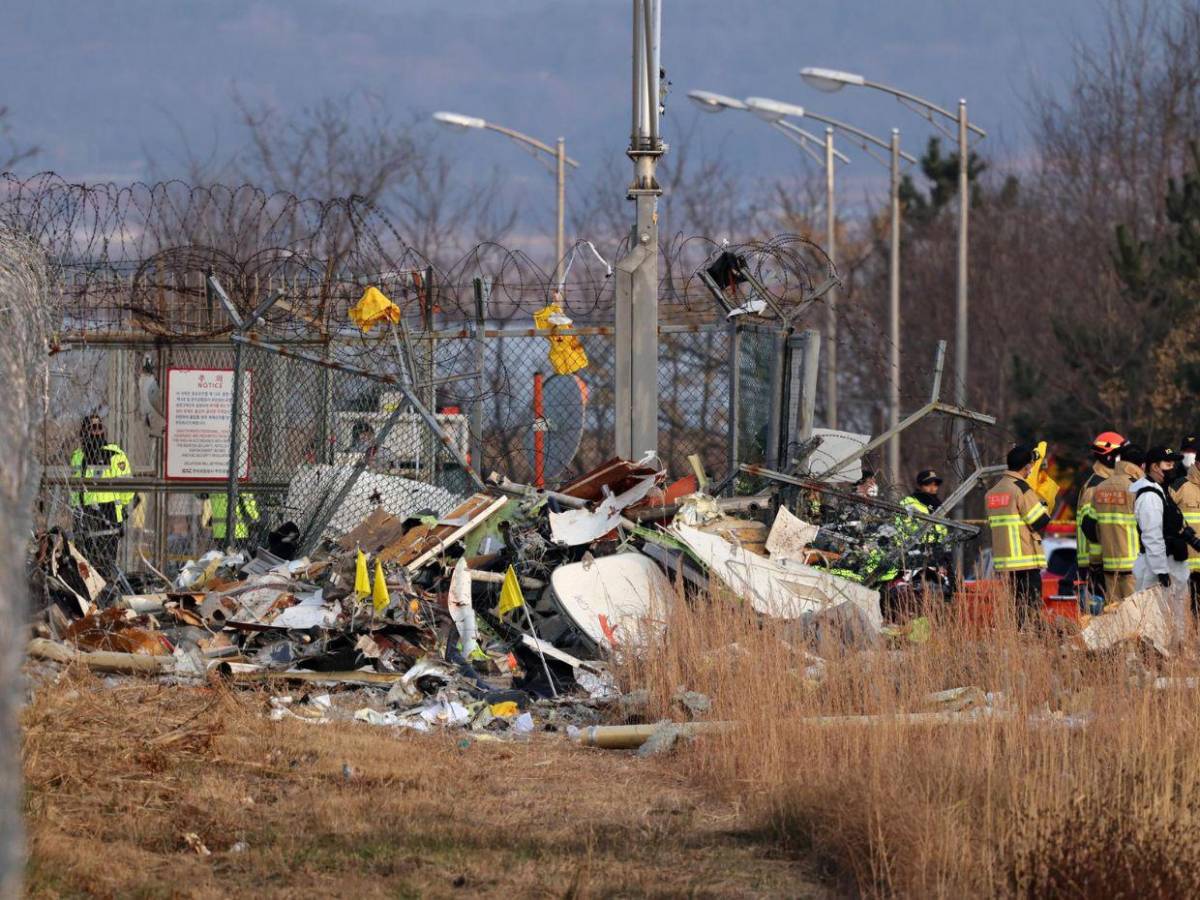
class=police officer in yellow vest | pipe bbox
[899,469,950,562]
[985,443,1052,627]
[207,492,260,546]
[1093,444,1145,602]
[69,414,136,578]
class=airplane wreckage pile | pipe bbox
[26,278,1182,753]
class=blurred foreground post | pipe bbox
[0,231,52,898]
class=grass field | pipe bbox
[21,671,828,899]
[621,590,1200,898]
[26,587,1200,898]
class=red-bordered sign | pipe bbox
[164,367,253,481]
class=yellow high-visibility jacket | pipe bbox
[69,444,135,523]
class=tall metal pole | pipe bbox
[951,98,970,568]
[824,126,838,429]
[888,127,902,482]
[555,137,566,286]
[955,99,968,415]
[615,0,663,460]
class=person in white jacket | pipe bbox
[1132,446,1192,595]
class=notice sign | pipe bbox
[165,368,252,480]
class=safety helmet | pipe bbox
[1091,431,1126,456]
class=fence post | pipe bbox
[422,266,437,483]
[787,329,821,461]
[764,326,788,470]
[224,340,247,547]
[471,277,489,478]
[727,321,741,479]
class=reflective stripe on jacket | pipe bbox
[1171,465,1200,571]
[986,472,1049,571]
[209,493,260,540]
[69,444,135,523]
[1076,461,1112,567]
[899,495,948,545]
[1094,462,1142,572]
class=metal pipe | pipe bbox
[860,78,987,137]
[480,122,580,165]
[42,476,290,492]
[953,99,969,542]
[642,0,656,141]
[824,126,838,429]
[634,0,646,141]
[556,137,566,285]
[533,371,545,487]
[225,341,246,547]
[888,128,902,482]
[471,277,488,478]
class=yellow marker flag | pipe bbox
[372,558,391,613]
[354,549,370,598]
[497,565,525,617]
[349,286,401,333]
[533,303,588,375]
[1029,440,1060,509]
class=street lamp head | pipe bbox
[745,96,805,123]
[800,67,866,92]
[432,111,486,130]
[686,90,747,113]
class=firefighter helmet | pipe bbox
[1091,431,1126,455]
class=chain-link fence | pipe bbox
[4,175,840,574]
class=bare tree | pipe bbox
[0,106,38,173]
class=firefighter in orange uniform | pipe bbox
[1077,432,1124,600]
[986,443,1052,627]
[1093,444,1145,602]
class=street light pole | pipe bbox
[800,66,984,504]
[689,90,917,447]
[556,137,566,285]
[888,128,902,481]
[955,99,968,417]
[824,126,838,429]
[432,112,579,283]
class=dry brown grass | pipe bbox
[621,588,1200,898]
[21,669,827,899]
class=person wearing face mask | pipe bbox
[1131,446,1198,597]
[1169,436,1200,613]
[1077,432,1125,601]
[986,443,1053,627]
[1170,435,1198,493]
[1093,444,1145,602]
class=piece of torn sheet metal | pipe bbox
[549,474,659,546]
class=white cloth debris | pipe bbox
[447,557,477,656]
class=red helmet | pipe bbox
[1091,431,1126,455]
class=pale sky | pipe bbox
[2,0,1102,212]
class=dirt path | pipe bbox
[23,673,829,898]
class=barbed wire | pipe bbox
[0,174,841,339]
